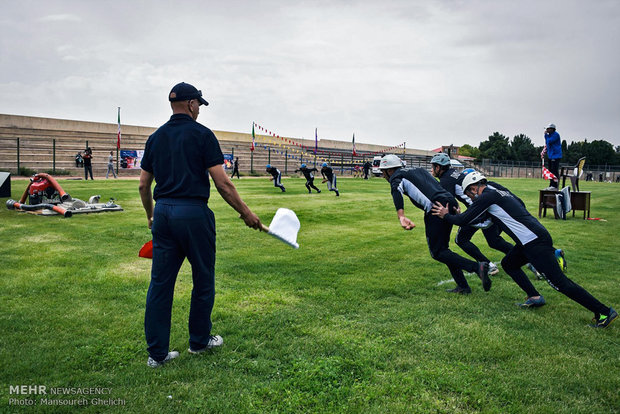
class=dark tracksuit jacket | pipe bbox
[438,169,513,261]
[388,167,479,288]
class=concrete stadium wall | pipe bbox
[0,113,436,177]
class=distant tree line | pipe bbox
[458,132,620,166]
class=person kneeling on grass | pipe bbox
[431,171,617,328]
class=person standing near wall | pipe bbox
[83,147,94,180]
[231,157,240,179]
[106,150,117,179]
[544,123,561,189]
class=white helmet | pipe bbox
[462,171,487,192]
[379,154,404,170]
[546,123,556,129]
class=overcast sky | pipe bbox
[1,0,618,150]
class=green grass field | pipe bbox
[1,176,618,413]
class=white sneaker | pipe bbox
[488,262,499,275]
[188,335,223,354]
[147,351,179,368]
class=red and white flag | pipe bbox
[542,166,557,181]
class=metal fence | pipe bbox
[474,159,620,182]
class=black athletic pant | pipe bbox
[305,179,320,193]
[455,223,513,263]
[425,202,479,289]
[549,159,560,189]
[501,235,610,316]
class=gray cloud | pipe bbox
[1,0,618,148]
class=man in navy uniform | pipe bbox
[139,82,263,367]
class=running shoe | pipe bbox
[517,296,546,308]
[589,307,618,328]
[147,351,179,368]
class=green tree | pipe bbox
[458,144,481,160]
[511,134,539,162]
[479,132,514,161]
[565,139,616,166]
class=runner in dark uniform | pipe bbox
[431,154,511,275]
[295,163,321,193]
[266,164,285,192]
[379,154,490,294]
[321,163,339,196]
[363,161,371,180]
[432,172,617,328]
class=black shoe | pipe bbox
[446,286,472,295]
[335,191,340,196]
[590,307,618,328]
[477,262,491,291]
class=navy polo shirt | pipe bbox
[141,113,224,201]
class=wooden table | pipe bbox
[538,189,591,219]
[538,189,559,218]
[570,191,591,219]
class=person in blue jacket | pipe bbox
[544,123,562,189]
[432,171,617,328]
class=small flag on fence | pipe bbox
[314,128,317,155]
[116,107,121,149]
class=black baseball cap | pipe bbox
[168,82,209,106]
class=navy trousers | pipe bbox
[425,204,479,289]
[145,198,216,361]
